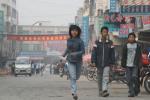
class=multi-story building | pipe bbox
[119,0,150,47]
[0,0,18,67]
[83,0,90,16]
[17,25,68,53]
[94,0,110,37]
[0,0,18,34]
[75,0,95,52]
[75,0,114,53]
[18,25,68,35]
[75,8,84,28]
[95,0,109,15]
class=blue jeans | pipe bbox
[126,67,139,95]
[67,62,82,95]
[97,66,110,95]
[102,67,110,91]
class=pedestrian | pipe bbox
[121,32,141,97]
[62,25,85,100]
[91,26,115,97]
[51,64,54,75]
[10,62,15,75]
[41,64,45,76]
[33,63,36,75]
[49,64,52,74]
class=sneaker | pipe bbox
[102,90,109,97]
[128,94,135,97]
[99,91,102,97]
[135,89,140,96]
[135,92,139,96]
[73,95,78,100]
[72,94,78,100]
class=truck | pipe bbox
[14,57,32,77]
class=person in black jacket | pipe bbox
[63,25,85,100]
[91,26,115,97]
[121,33,141,97]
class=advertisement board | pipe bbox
[82,16,89,47]
[142,16,150,30]
[0,11,4,33]
[121,0,150,15]
[103,13,136,38]
[121,0,150,5]
[110,0,117,12]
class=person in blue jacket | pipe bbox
[63,25,85,100]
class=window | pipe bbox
[18,30,30,34]
[60,31,68,34]
[33,31,41,34]
[47,31,54,34]
[12,0,16,4]
[12,8,17,18]
[15,59,30,64]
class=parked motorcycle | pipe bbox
[86,64,127,84]
[140,64,150,94]
[86,64,97,81]
[109,65,127,84]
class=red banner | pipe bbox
[7,34,69,41]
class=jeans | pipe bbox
[97,68,103,94]
[126,67,140,95]
[102,67,110,91]
[97,66,110,95]
[67,62,82,95]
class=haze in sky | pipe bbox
[17,0,84,26]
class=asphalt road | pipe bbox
[0,71,150,100]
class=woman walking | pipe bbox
[63,25,85,100]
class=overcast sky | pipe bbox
[17,0,84,26]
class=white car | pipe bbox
[15,57,32,76]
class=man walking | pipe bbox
[121,33,141,97]
[91,26,115,97]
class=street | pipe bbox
[0,71,150,100]
[0,0,150,99]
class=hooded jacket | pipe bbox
[91,39,115,69]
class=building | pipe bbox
[95,0,109,15]
[120,0,150,47]
[17,25,68,54]
[18,25,68,35]
[75,8,84,28]
[0,0,18,34]
[75,0,110,52]
[0,0,18,67]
